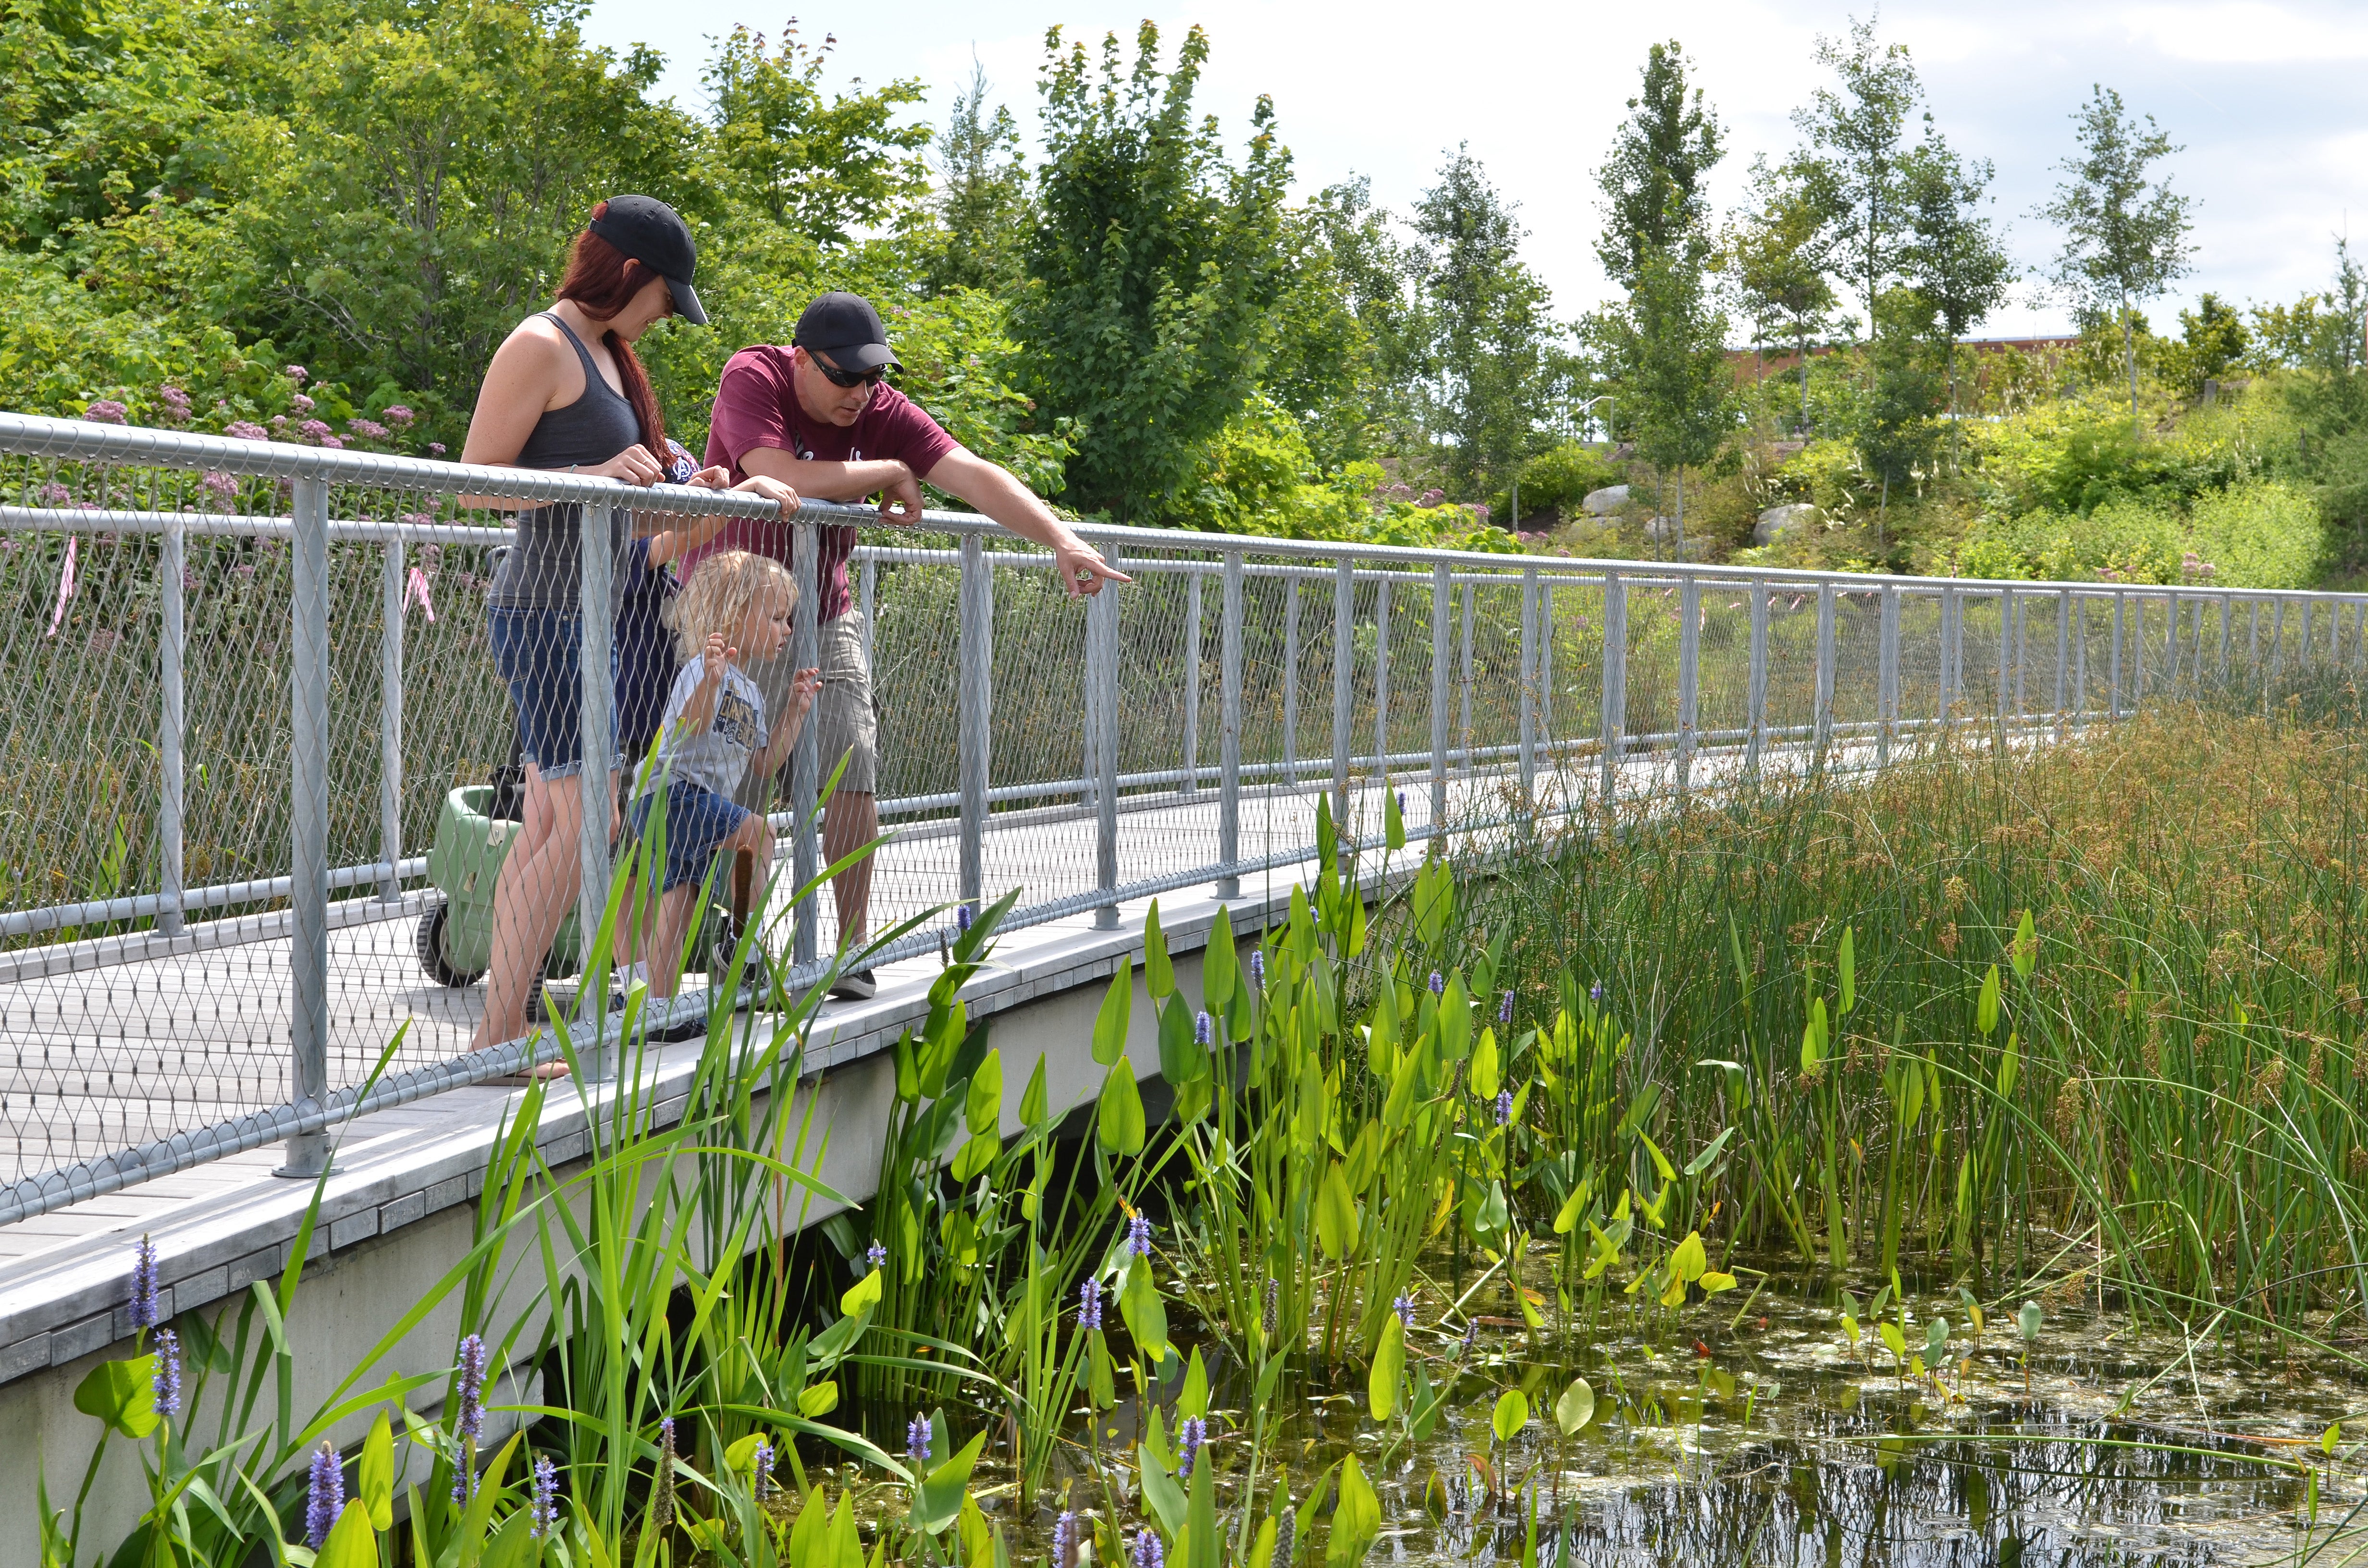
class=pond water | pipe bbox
[806,1256,2365,1566]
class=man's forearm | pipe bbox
[925,451,1080,549]
[740,449,909,504]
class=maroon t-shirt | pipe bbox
[695,345,960,621]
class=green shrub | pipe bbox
[1955,479,2322,588]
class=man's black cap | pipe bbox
[792,292,899,372]
[588,195,707,326]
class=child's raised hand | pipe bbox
[702,631,735,682]
[787,667,822,715]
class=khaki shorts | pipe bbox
[736,609,877,808]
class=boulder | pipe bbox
[1581,484,1629,517]
[1753,502,1822,546]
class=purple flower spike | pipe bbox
[1393,1292,1416,1329]
[956,903,974,931]
[152,1329,181,1418]
[1134,1528,1165,1568]
[306,1442,343,1548]
[128,1235,160,1331]
[1054,1510,1080,1568]
[866,1239,888,1268]
[1499,990,1515,1024]
[1079,1276,1104,1330]
[752,1439,773,1502]
[1195,1011,1214,1048]
[1429,971,1445,997]
[1495,1088,1513,1126]
[1250,949,1266,987]
[1177,1415,1207,1478]
[529,1454,560,1537]
[1125,1213,1153,1257]
[907,1412,933,1464]
[454,1334,487,1441]
[1590,983,1603,1003]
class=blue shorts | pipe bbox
[487,605,618,780]
[626,780,753,892]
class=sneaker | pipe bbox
[827,968,877,1001]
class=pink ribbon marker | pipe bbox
[405,564,436,623]
[45,535,77,638]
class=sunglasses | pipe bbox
[811,354,890,390]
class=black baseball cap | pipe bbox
[792,292,899,373]
[587,195,707,326]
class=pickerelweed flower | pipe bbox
[1495,1089,1513,1126]
[1177,1416,1207,1478]
[1133,1528,1165,1568]
[1262,1277,1279,1337]
[1053,1510,1079,1568]
[84,400,126,424]
[866,1239,888,1268]
[1195,1012,1214,1047]
[1393,1293,1416,1329]
[1461,1317,1480,1354]
[1125,1213,1153,1257]
[454,1334,488,1440]
[906,1413,932,1464]
[128,1235,160,1331]
[306,1442,343,1548]
[1499,990,1515,1024]
[1590,983,1603,1003]
[654,1417,677,1528]
[1250,949,1266,987]
[956,903,974,931]
[152,1328,181,1418]
[1429,971,1445,996]
[1079,1276,1104,1330]
[752,1439,773,1502]
[528,1454,559,1537]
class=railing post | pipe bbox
[2219,594,2232,682]
[1458,581,1476,757]
[2054,589,2070,726]
[1332,558,1353,824]
[159,518,186,938]
[1217,550,1242,898]
[1517,567,1538,801]
[1374,576,1392,777]
[277,475,333,1178]
[1938,586,1960,730]
[1283,575,1299,785]
[1995,586,2012,723]
[2013,588,2027,717]
[958,532,992,911]
[860,553,876,662]
[2300,597,2314,675]
[378,534,405,904]
[2110,592,2125,719]
[1539,582,1555,751]
[1875,584,1898,767]
[1429,561,1450,838]
[1676,573,1700,796]
[790,519,820,968]
[2131,593,2148,703]
[1182,570,1201,799]
[2272,600,2288,686]
[1093,544,1124,929]
[1598,571,1627,806]
[1814,583,1837,756]
[2074,595,2087,717]
[577,503,619,1075]
[2162,590,2179,691]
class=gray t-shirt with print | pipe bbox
[636,658,768,802]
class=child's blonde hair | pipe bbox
[665,550,798,661]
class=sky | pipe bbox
[580,0,2368,342]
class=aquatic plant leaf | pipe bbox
[1683,1127,1735,1178]
[1316,1161,1361,1260]
[1205,906,1239,1014]
[1439,972,1472,1060]
[1145,900,1173,999]
[2011,907,2037,977]
[1327,1457,1381,1568]
[965,1048,1002,1135]
[1554,1376,1596,1434]
[799,1381,839,1418]
[1384,784,1406,851]
[358,1410,395,1530]
[1369,1311,1405,1421]
[840,1268,883,1318]
[1838,925,1855,1016]
[1976,965,2001,1037]
[1471,1026,1500,1101]
[1093,958,1134,1066]
[1138,1429,1188,1537]
[913,1431,989,1535]
[1019,1053,1049,1127]
[958,1490,993,1568]
[1669,1231,1707,1283]
[315,1501,377,1568]
[1878,1321,1907,1361]
[1491,1389,1529,1443]
[1098,1058,1146,1155]
[73,1356,158,1439]
[1699,1272,1738,1294]
[1159,996,1209,1085]
[1088,1330,1117,1409]
[1120,1255,1168,1360]
[1179,1346,1210,1419]
[1409,1362,1442,1441]
[1411,859,1454,946]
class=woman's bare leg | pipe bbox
[648,886,693,1000]
[474,772,585,1050]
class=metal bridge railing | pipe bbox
[0,407,2359,1222]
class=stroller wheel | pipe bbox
[416,900,485,987]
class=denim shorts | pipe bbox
[487,605,618,780]
[626,780,752,892]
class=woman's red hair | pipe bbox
[555,208,670,458]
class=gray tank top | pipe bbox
[487,312,642,611]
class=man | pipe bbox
[693,291,1126,999]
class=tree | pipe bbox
[1723,158,1838,433]
[2038,84,2195,417]
[1900,131,2011,462]
[1602,233,1735,559]
[1792,16,1923,354]
[1406,147,1565,503]
[925,56,1031,295]
[2161,292,2248,395]
[1593,40,1724,290]
[1015,22,1290,520]
[704,22,932,248]
[1259,178,1411,471]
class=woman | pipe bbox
[460,194,797,1050]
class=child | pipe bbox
[626,550,820,998]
